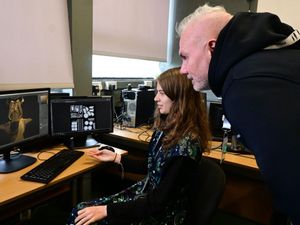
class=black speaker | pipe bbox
[121,89,155,127]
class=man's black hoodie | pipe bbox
[208,12,300,224]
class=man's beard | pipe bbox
[192,78,209,92]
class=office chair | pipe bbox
[189,157,226,225]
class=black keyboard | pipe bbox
[21,149,84,184]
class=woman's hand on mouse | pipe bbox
[87,148,117,162]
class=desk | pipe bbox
[0,144,126,221]
[100,126,259,173]
[98,126,275,225]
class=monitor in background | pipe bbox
[208,102,252,154]
[0,88,49,173]
[50,96,113,149]
[209,102,224,141]
[49,92,70,100]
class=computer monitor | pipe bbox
[0,88,50,173]
[50,96,113,148]
[49,92,70,100]
[209,102,224,141]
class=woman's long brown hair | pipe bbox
[153,67,211,152]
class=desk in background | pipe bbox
[98,126,275,225]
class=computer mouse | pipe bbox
[98,145,115,152]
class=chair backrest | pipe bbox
[189,157,226,225]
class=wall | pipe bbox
[257,0,300,30]
[68,0,93,96]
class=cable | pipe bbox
[246,0,253,12]
[36,150,56,161]
[210,144,222,150]
[137,129,151,142]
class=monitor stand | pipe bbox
[66,135,100,149]
[0,151,37,173]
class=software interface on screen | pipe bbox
[50,96,113,148]
[0,88,49,173]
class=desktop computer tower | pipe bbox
[121,88,155,127]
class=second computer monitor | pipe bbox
[50,96,113,148]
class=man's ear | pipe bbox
[208,40,216,52]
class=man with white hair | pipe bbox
[178,4,300,225]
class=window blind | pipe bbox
[0,0,74,90]
[93,0,170,62]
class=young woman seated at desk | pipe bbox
[67,67,211,225]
